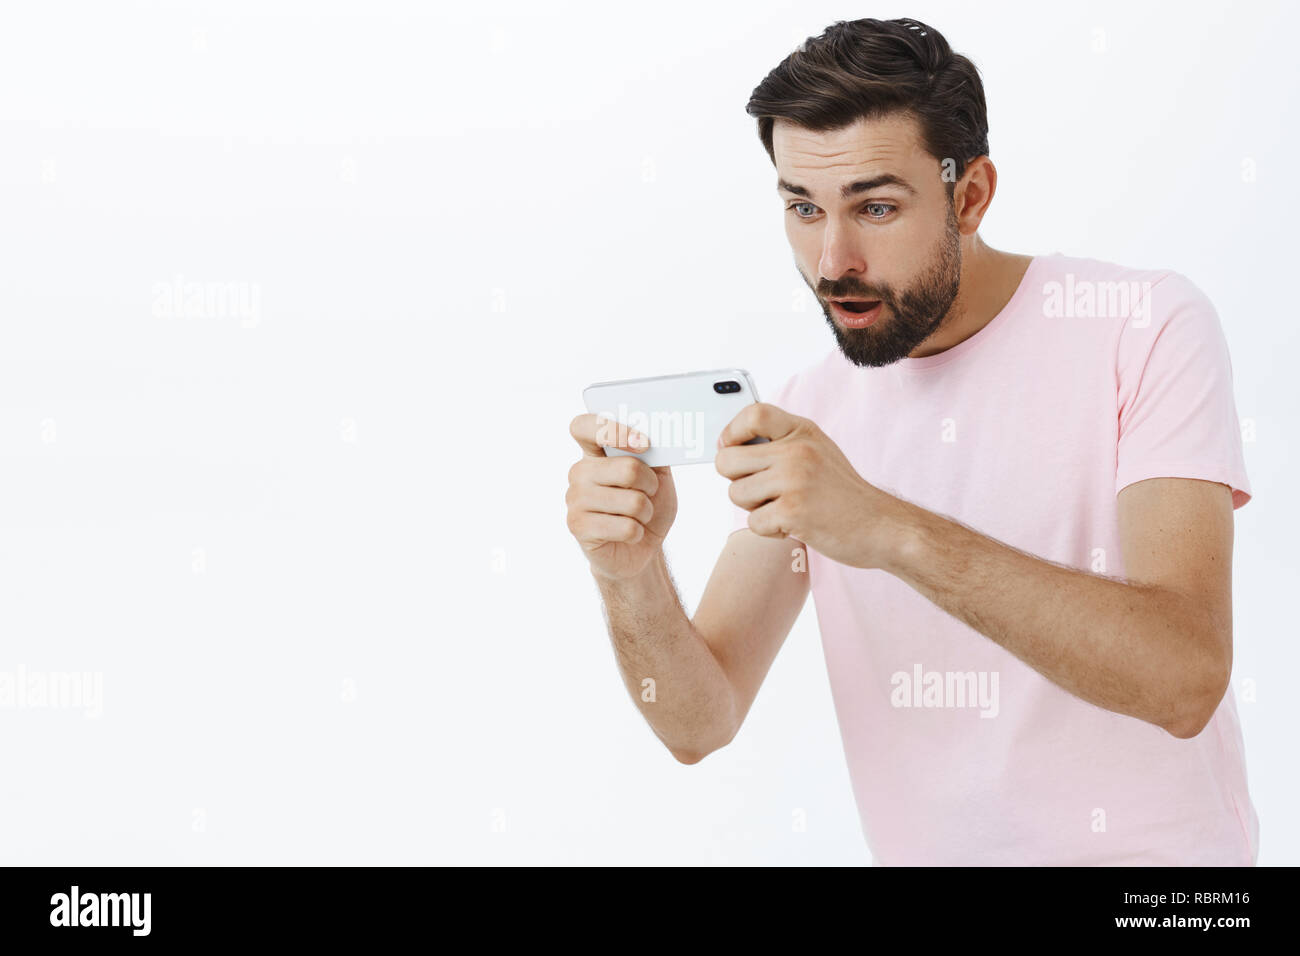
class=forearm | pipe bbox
[880,499,1228,737]
[594,552,737,760]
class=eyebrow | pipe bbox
[777,174,918,200]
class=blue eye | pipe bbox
[786,201,897,220]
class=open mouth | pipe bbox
[837,299,880,313]
[829,298,884,328]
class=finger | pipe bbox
[572,511,646,546]
[743,497,791,539]
[575,485,654,525]
[593,415,651,456]
[714,443,779,481]
[569,413,650,458]
[717,402,797,449]
[726,471,783,513]
[587,454,660,498]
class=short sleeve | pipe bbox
[729,371,801,535]
[1115,272,1251,509]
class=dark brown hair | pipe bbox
[745,18,990,194]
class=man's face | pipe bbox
[773,113,963,367]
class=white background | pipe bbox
[0,0,1295,865]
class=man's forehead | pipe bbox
[772,115,927,174]
[771,117,936,200]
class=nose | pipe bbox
[817,217,867,284]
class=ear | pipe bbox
[953,156,997,235]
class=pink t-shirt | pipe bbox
[730,252,1257,865]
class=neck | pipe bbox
[909,236,1031,358]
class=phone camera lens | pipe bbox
[714,380,740,394]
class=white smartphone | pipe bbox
[582,368,767,467]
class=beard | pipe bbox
[806,203,963,368]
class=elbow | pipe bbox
[668,727,735,765]
[1163,650,1232,740]
[670,746,711,765]
[667,710,741,766]
[663,683,742,765]
[1164,712,1210,740]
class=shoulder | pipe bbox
[1037,252,1215,320]
[1036,254,1228,368]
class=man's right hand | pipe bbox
[566,414,678,580]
